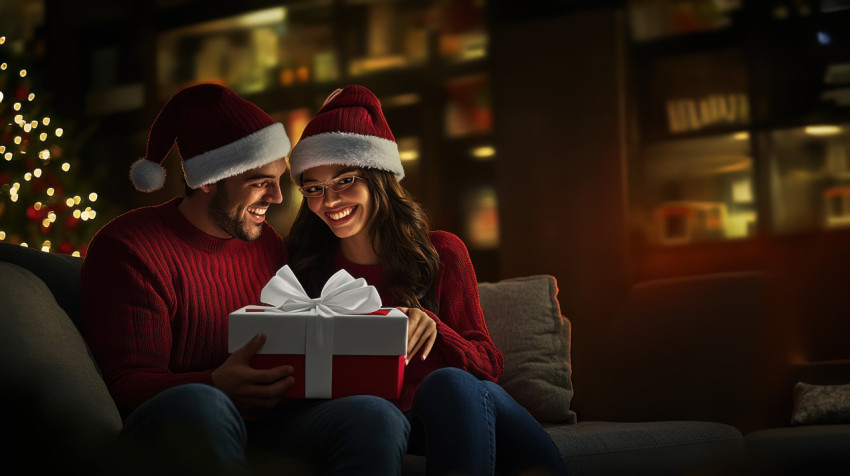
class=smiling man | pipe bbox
[80,84,409,475]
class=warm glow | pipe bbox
[73,195,81,205]
[13,102,20,111]
[39,132,47,141]
[62,162,70,171]
[43,117,50,125]
[805,125,842,136]
[73,210,81,219]
[55,128,63,137]
[33,168,42,178]
[65,198,75,207]
[72,251,81,257]
[19,69,26,77]
[23,123,32,133]
[235,7,286,28]
[48,212,56,222]
[27,93,35,101]
[24,172,32,181]
[0,231,5,240]
[34,202,42,210]
[4,153,11,161]
[41,218,51,228]
[13,136,21,144]
[46,187,55,196]
[471,146,496,159]
[399,150,419,161]
[89,193,98,202]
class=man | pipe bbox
[80,83,409,475]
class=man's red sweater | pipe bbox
[333,230,504,412]
[80,198,286,415]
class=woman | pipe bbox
[286,85,566,476]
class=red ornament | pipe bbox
[26,205,44,221]
[16,84,29,101]
[65,214,79,230]
[58,241,74,254]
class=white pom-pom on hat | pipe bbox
[130,157,166,192]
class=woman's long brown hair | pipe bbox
[286,168,441,313]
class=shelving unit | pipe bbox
[624,1,850,280]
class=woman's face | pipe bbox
[302,164,373,242]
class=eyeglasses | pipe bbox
[298,174,366,197]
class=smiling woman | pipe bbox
[285,84,567,475]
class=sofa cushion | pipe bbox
[549,420,745,475]
[0,262,122,435]
[746,424,850,474]
[478,275,576,424]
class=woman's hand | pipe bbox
[397,307,437,365]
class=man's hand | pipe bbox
[397,307,437,365]
[211,333,294,416]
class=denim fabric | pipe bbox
[407,368,567,476]
[123,383,410,476]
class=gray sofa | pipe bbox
[3,241,839,475]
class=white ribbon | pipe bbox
[261,265,382,316]
[259,265,383,398]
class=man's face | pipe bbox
[208,158,287,241]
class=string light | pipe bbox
[1,35,105,256]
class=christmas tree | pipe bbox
[0,34,105,256]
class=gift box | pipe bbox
[228,265,408,399]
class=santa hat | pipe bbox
[130,83,291,192]
[288,85,403,183]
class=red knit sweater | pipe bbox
[333,230,504,412]
[80,198,286,415]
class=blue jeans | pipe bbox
[406,368,567,476]
[122,383,410,475]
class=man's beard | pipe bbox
[208,186,265,242]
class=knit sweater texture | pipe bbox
[80,198,286,415]
[333,230,504,412]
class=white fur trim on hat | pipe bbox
[183,123,291,188]
[130,157,167,192]
[289,132,404,182]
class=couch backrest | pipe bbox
[0,242,83,326]
[0,261,123,436]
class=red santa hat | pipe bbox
[287,85,403,183]
[130,83,291,192]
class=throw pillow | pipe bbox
[791,381,850,425]
[478,275,576,424]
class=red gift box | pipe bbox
[228,305,408,399]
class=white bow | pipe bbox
[260,265,382,317]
